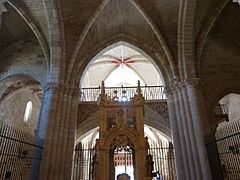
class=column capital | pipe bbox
[184,78,201,88]
[43,82,79,94]
[43,82,61,92]
[163,86,173,96]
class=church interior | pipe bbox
[0,0,240,179]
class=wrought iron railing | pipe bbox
[72,143,95,180]
[80,86,166,102]
[72,141,176,180]
[149,142,176,180]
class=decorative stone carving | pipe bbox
[146,102,168,122]
[78,103,99,124]
[43,82,61,92]
[110,135,133,148]
[184,78,201,89]
[43,83,79,95]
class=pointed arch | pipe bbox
[65,0,177,88]
[71,34,172,90]
[42,0,65,83]
[178,0,197,80]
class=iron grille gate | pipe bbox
[72,145,95,180]
[0,123,44,180]
[72,143,176,180]
[206,120,240,180]
[149,143,176,180]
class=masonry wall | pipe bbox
[0,88,41,134]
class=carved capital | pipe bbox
[43,82,79,95]
[43,82,60,92]
[163,86,173,97]
[184,78,201,89]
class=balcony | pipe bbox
[79,85,166,102]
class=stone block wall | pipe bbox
[0,88,41,134]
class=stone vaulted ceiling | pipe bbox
[81,43,163,87]
[0,0,239,92]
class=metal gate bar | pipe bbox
[0,123,44,180]
[206,120,240,180]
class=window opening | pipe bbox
[23,101,33,123]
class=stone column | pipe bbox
[181,85,203,180]
[185,79,212,180]
[172,89,192,180]
[166,89,186,180]
[37,83,79,180]
[167,81,213,180]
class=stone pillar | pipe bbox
[176,87,197,180]
[185,79,212,180]
[37,83,79,180]
[166,89,186,180]
[181,85,203,180]
[167,80,213,180]
[172,89,192,180]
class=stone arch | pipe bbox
[0,74,43,133]
[70,34,173,89]
[104,129,142,150]
[80,41,165,87]
[42,0,65,83]
[0,74,42,103]
[65,0,178,87]
[178,0,197,80]
[209,88,240,123]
